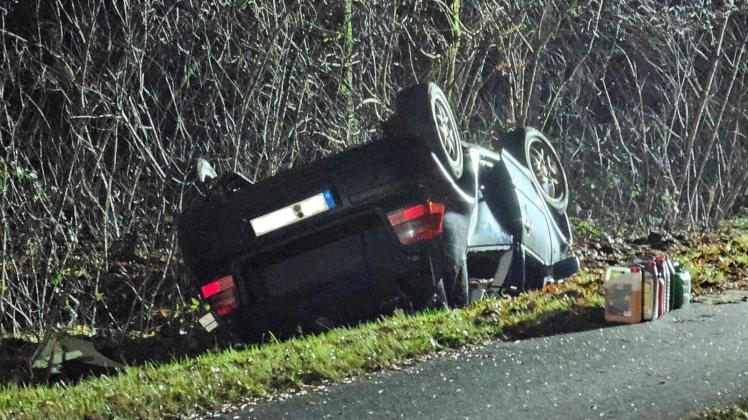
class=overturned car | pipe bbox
[178,82,578,337]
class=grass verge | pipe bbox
[0,279,602,419]
[702,401,748,420]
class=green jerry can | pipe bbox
[671,261,691,309]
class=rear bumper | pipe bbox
[224,209,436,332]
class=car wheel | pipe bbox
[523,128,568,212]
[392,82,464,179]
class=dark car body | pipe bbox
[179,84,577,336]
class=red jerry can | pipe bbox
[643,261,661,319]
[655,255,672,313]
[639,265,655,321]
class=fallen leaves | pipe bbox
[573,222,748,295]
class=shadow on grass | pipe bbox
[504,306,614,340]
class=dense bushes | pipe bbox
[1,0,746,332]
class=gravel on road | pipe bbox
[221,300,748,420]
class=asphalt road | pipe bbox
[220,300,748,420]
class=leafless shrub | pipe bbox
[0,0,746,332]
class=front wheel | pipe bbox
[500,127,569,212]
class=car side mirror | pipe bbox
[552,257,580,280]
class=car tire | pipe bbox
[517,127,569,212]
[392,82,464,180]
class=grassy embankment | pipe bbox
[2,219,748,419]
[0,278,603,419]
[680,219,748,292]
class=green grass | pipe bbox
[675,219,748,291]
[701,401,748,419]
[569,216,606,238]
[0,281,602,419]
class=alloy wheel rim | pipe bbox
[432,97,461,164]
[529,141,564,200]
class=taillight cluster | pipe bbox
[201,275,237,317]
[387,201,446,246]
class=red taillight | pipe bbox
[201,275,234,298]
[387,201,446,246]
[213,298,237,317]
[201,275,237,317]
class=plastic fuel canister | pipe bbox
[605,267,643,324]
[672,262,692,309]
[640,265,654,321]
[643,261,660,320]
[656,256,671,313]
[657,271,666,317]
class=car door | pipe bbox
[501,151,553,264]
[467,155,514,250]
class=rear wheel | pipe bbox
[391,82,464,179]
